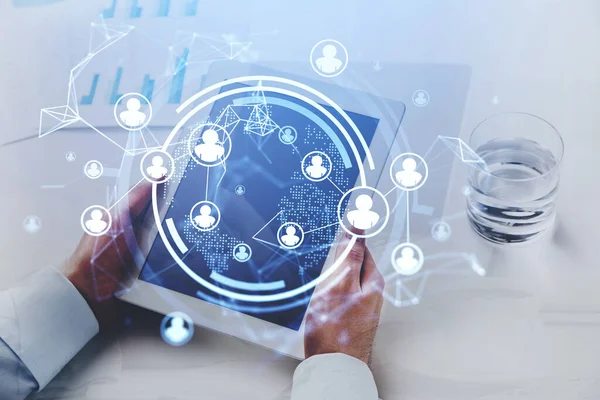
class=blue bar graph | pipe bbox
[110,67,124,105]
[168,48,189,104]
[184,0,199,16]
[13,0,64,7]
[81,74,100,105]
[130,0,142,18]
[141,75,155,102]
[102,0,117,18]
[157,0,170,17]
[198,74,207,90]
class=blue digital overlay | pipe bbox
[139,85,385,331]
[101,0,199,19]
[80,48,189,106]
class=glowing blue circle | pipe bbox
[154,76,371,303]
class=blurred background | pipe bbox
[1,1,599,399]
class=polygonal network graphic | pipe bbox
[39,19,488,316]
[39,18,258,156]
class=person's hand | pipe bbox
[61,183,152,330]
[304,230,385,364]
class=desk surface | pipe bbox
[2,1,600,399]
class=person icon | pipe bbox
[235,185,245,196]
[395,158,423,188]
[194,205,216,229]
[315,44,343,74]
[281,226,300,248]
[395,247,419,271]
[23,216,41,234]
[86,162,101,178]
[163,316,190,345]
[85,209,108,234]
[347,194,380,230]
[434,224,447,239]
[305,155,328,180]
[281,127,296,144]
[413,91,429,107]
[194,129,225,163]
[146,155,168,180]
[119,98,147,127]
[65,151,76,163]
[234,245,250,262]
[141,150,174,183]
[432,222,451,242]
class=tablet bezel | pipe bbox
[118,62,405,360]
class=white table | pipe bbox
[2,1,599,399]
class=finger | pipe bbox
[111,182,154,232]
[334,229,366,290]
[108,183,154,268]
[127,182,153,220]
[360,247,385,295]
[313,228,364,299]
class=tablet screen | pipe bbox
[139,85,380,331]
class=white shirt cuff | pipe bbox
[0,266,99,390]
[291,353,379,400]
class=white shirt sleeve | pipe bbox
[0,266,99,397]
[291,353,379,400]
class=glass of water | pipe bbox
[467,112,564,244]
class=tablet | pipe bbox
[119,63,405,359]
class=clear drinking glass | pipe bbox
[467,112,564,244]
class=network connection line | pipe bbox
[383,257,472,308]
[39,19,256,157]
[203,168,210,200]
[380,132,493,308]
[438,136,486,165]
[326,178,344,195]
[40,19,133,140]
[304,222,340,235]
[252,210,284,243]
[405,192,411,242]
[107,178,144,211]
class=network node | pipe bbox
[412,90,430,107]
[114,93,152,131]
[81,205,112,236]
[310,39,348,78]
[278,126,298,145]
[235,185,246,196]
[190,201,221,232]
[431,221,451,242]
[389,153,428,191]
[23,215,42,234]
[160,311,194,347]
[391,242,424,276]
[188,123,232,167]
[337,186,390,239]
[301,151,332,182]
[65,151,76,163]
[233,243,252,262]
[277,222,305,250]
[84,160,103,180]
[141,150,175,184]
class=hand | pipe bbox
[62,183,152,330]
[304,231,385,364]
